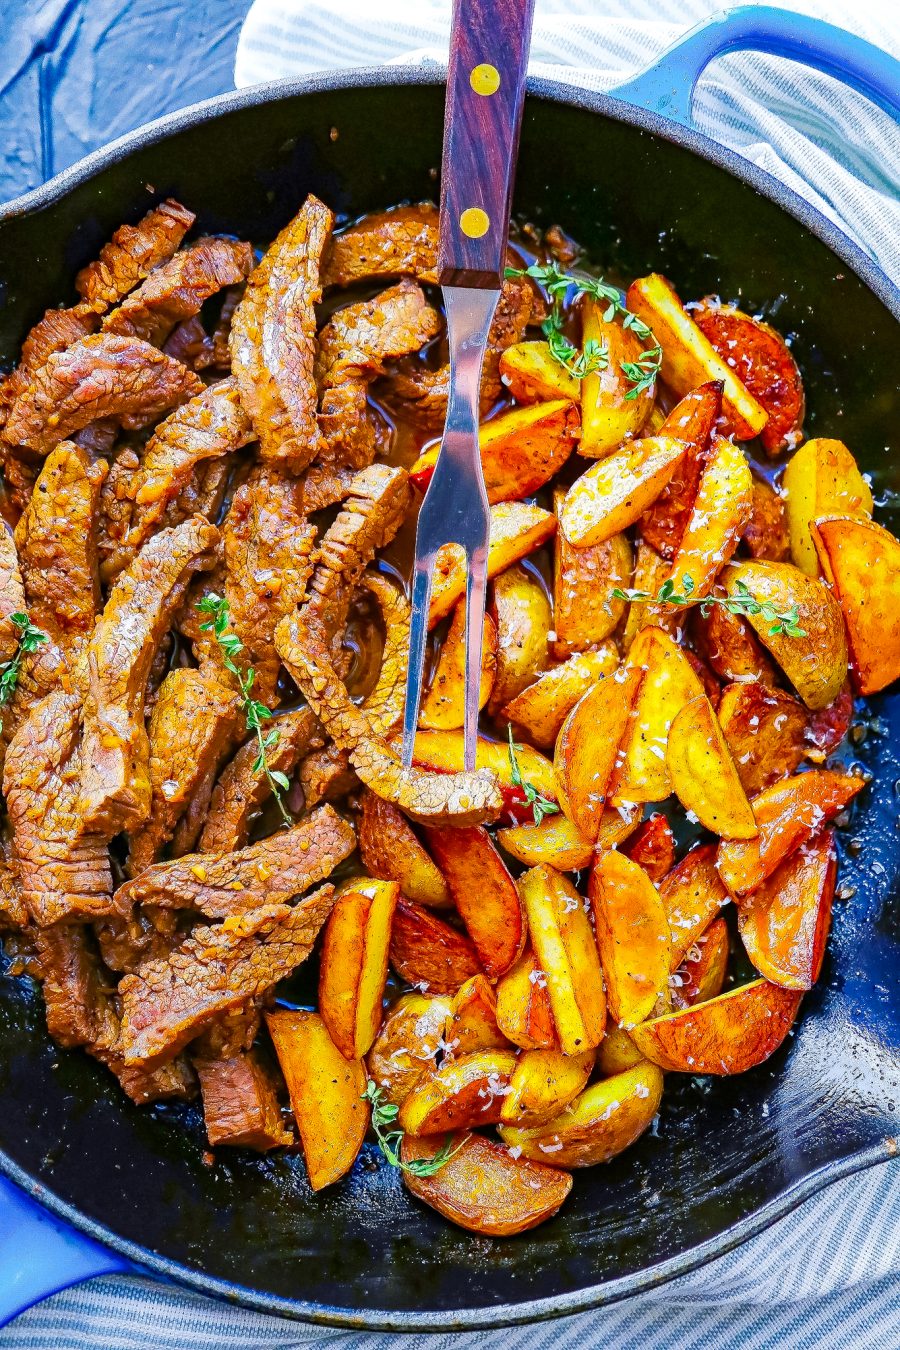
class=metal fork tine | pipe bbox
[401,558,434,769]
[462,545,489,772]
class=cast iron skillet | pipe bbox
[0,9,899,1331]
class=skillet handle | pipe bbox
[609,5,900,126]
[0,1174,131,1327]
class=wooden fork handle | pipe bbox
[438,0,537,289]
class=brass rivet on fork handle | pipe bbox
[401,0,537,773]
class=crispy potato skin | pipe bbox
[319,879,398,1058]
[612,626,705,805]
[667,695,757,839]
[358,791,452,909]
[640,381,721,561]
[504,644,618,750]
[692,604,777,687]
[745,476,790,561]
[784,440,873,575]
[519,865,606,1054]
[496,949,559,1050]
[666,438,753,599]
[499,340,580,404]
[623,813,675,883]
[717,681,806,796]
[366,993,451,1107]
[597,1022,648,1075]
[399,1049,518,1134]
[500,1047,595,1126]
[589,850,671,1027]
[737,829,835,990]
[554,662,641,840]
[422,825,525,979]
[671,915,730,1009]
[579,300,655,457]
[488,563,551,716]
[622,539,669,652]
[559,436,686,547]
[813,514,900,695]
[552,487,631,657]
[497,806,638,871]
[444,975,510,1059]
[389,896,482,994]
[630,979,802,1074]
[659,844,730,967]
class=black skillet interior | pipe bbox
[0,75,898,1328]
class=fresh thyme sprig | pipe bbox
[196,594,292,826]
[0,613,47,709]
[611,575,806,638]
[363,1081,461,1177]
[506,261,662,397]
[507,724,559,826]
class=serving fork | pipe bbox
[401,0,537,772]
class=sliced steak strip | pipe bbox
[103,238,254,347]
[0,861,26,930]
[126,666,242,877]
[191,998,261,1060]
[3,335,203,457]
[196,1051,292,1150]
[35,922,111,1048]
[0,304,100,434]
[200,706,322,854]
[78,516,219,839]
[299,743,358,810]
[76,199,196,310]
[118,887,336,1068]
[116,805,355,919]
[0,523,26,666]
[322,204,438,287]
[163,316,215,370]
[98,448,140,583]
[230,194,334,472]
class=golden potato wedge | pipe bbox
[745,476,790,561]
[589,850,671,1027]
[666,437,753,598]
[503,644,618,750]
[659,843,730,966]
[553,662,642,840]
[559,436,686,547]
[716,681,806,795]
[499,1062,663,1166]
[319,878,399,1059]
[692,602,777,686]
[693,301,804,454]
[422,825,525,979]
[578,298,655,457]
[366,993,452,1106]
[520,864,606,1054]
[408,729,559,825]
[622,539,669,651]
[640,381,722,561]
[499,340,580,404]
[629,978,802,1074]
[419,601,496,730]
[398,1048,518,1135]
[428,502,557,626]
[444,974,509,1059]
[358,790,452,909]
[783,438,873,574]
[552,489,631,656]
[622,813,675,883]
[497,804,639,872]
[671,915,730,1010]
[737,828,835,990]
[487,563,551,716]
[667,695,757,839]
[612,626,705,804]
[723,560,848,710]
[495,949,559,1050]
[401,1130,572,1236]
[716,768,864,897]
[805,682,854,763]
[389,896,482,994]
[812,514,900,695]
[625,275,768,440]
[500,1047,595,1126]
[266,1010,367,1191]
[597,1022,647,1075]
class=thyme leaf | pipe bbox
[363,1081,461,1177]
[611,574,806,638]
[507,723,559,826]
[0,612,47,711]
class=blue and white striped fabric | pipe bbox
[2,1,899,1345]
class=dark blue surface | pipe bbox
[0,0,252,204]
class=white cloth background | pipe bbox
[2,1,899,1346]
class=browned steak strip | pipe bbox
[223,467,317,705]
[211,287,242,368]
[0,523,26,666]
[97,448,140,583]
[94,907,181,975]
[0,861,26,930]
[200,706,322,854]
[191,998,261,1059]
[118,887,336,1068]
[76,199,196,309]
[196,1051,292,1150]
[3,335,203,457]
[322,204,438,287]
[102,238,254,347]
[35,922,111,1048]
[116,805,355,919]
[163,316,215,369]
[230,195,334,472]
[0,304,100,434]
[299,743,358,811]
[164,456,232,529]
[126,667,242,877]
[78,516,219,839]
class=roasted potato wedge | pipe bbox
[666,437,754,598]
[319,877,399,1059]
[629,978,802,1074]
[693,301,804,454]
[401,1130,572,1236]
[625,275,768,440]
[559,436,686,547]
[640,381,722,561]
[783,438,873,574]
[716,768,864,897]
[389,896,483,994]
[723,560,848,710]
[623,813,675,883]
[358,790,452,909]
[589,850,671,1027]
[500,1047,595,1126]
[622,539,669,651]
[503,643,619,750]
[612,626,705,804]
[716,681,806,795]
[429,502,557,626]
[423,825,525,979]
[744,476,790,561]
[266,1010,367,1191]
[813,514,900,695]
[671,915,730,1009]
[692,602,777,686]
[444,975,509,1059]
[495,949,559,1050]
[499,340,580,403]
[366,993,452,1106]
[552,488,631,656]
[499,1062,663,1166]
[737,829,835,990]
[520,864,606,1054]
[408,729,559,825]
[399,1048,518,1135]
[579,298,655,457]
[597,1022,647,1075]
[487,563,551,716]
[553,661,642,840]
[497,804,639,872]
[419,601,496,730]
[659,843,731,967]
[667,695,757,839]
